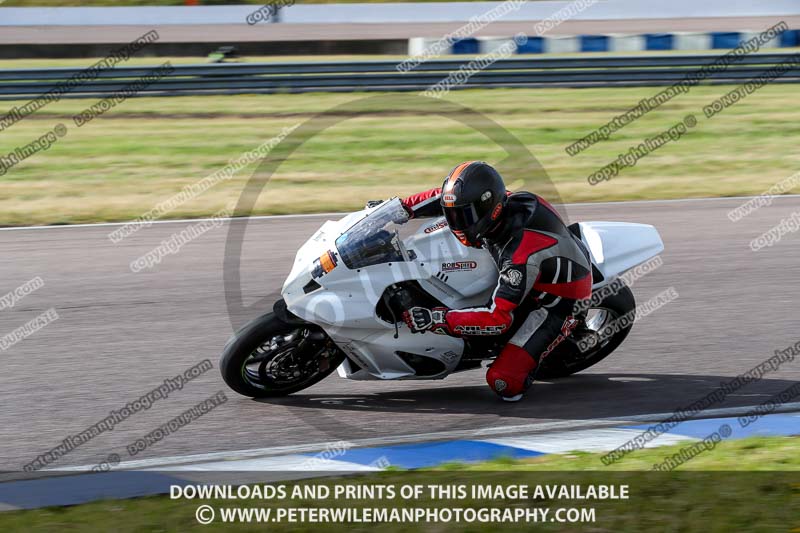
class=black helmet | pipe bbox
[440,161,507,248]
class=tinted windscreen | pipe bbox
[334,199,406,269]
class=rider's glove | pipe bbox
[365,200,384,209]
[403,306,450,335]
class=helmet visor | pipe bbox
[443,202,480,232]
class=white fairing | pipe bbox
[281,199,663,381]
[405,219,498,307]
[577,222,664,288]
[281,200,491,380]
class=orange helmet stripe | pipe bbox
[443,161,477,206]
[447,161,475,185]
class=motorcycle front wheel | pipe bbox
[220,312,345,397]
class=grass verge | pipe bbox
[1,83,799,225]
[0,436,797,531]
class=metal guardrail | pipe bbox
[1,53,798,100]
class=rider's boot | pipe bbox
[486,344,537,402]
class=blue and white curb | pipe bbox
[1,406,798,511]
[409,29,800,55]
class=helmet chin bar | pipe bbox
[450,228,480,248]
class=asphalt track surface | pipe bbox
[1,196,799,471]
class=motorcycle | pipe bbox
[220,197,664,397]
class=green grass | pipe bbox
[441,435,800,471]
[1,82,799,226]
[0,436,797,532]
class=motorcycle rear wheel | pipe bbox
[535,284,636,380]
[220,312,345,397]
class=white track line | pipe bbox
[0,212,346,232]
[47,402,800,472]
[3,194,800,233]
[562,194,800,208]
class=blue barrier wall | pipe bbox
[445,29,798,55]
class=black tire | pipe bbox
[220,311,345,398]
[536,284,636,380]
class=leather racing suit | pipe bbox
[401,188,593,398]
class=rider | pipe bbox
[397,161,592,401]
